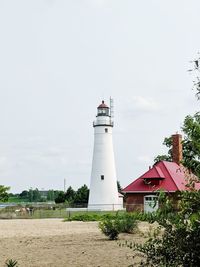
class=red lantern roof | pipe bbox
[122,161,200,193]
[98,100,109,108]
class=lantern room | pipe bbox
[97,101,109,116]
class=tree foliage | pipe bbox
[47,190,55,201]
[133,61,200,266]
[133,191,200,267]
[117,180,122,193]
[10,185,90,204]
[154,56,200,177]
[154,113,200,177]
[28,188,42,202]
[0,185,10,202]
[19,190,29,199]
[54,185,89,205]
[189,55,200,99]
[73,184,89,205]
[99,213,137,240]
[182,113,200,177]
[55,191,66,204]
[65,186,75,203]
[154,137,172,163]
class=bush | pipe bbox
[99,216,120,240]
[128,191,200,266]
[65,213,101,221]
[99,213,138,240]
[117,213,137,233]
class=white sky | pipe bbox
[0,0,199,193]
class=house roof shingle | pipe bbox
[122,161,200,193]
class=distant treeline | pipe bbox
[9,185,89,205]
[8,181,122,205]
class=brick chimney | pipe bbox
[172,133,183,165]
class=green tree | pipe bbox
[74,184,89,205]
[154,56,200,177]
[47,190,55,201]
[0,185,10,202]
[132,60,200,266]
[33,188,41,201]
[154,137,172,163]
[189,56,200,99]
[182,113,200,177]
[154,113,200,177]
[133,191,200,266]
[28,188,33,202]
[19,190,29,199]
[65,186,75,203]
[55,191,65,204]
[28,188,42,202]
[117,180,122,193]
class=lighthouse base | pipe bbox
[87,203,123,211]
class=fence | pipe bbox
[0,203,152,219]
[0,203,125,219]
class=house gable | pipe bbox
[122,161,191,193]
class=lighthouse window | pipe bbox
[101,175,104,180]
[105,128,108,133]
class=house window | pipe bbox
[105,128,108,133]
[101,175,104,180]
[144,195,158,213]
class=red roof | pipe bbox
[139,165,165,179]
[122,161,200,193]
[98,100,108,108]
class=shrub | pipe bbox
[99,213,138,239]
[99,216,120,240]
[65,213,101,221]
[127,191,200,266]
[117,213,137,233]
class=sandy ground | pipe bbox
[0,219,150,267]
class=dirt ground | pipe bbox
[0,219,150,267]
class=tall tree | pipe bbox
[47,190,55,201]
[28,188,42,202]
[133,58,200,266]
[54,191,65,204]
[189,55,200,99]
[74,184,89,205]
[117,180,122,193]
[0,185,10,202]
[154,113,200,177]
[65,186,75,203]
[155,57,200,177]
[182,113,200,176]
[19,190,29,199]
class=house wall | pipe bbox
[125,193,148,212]
[125,192,177,212]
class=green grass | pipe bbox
[0,207,159,222]
[64,210,126,221]
[7,197,29,203]
[32,209,68,219]
[0,207,125,220]
[64,210,159,222]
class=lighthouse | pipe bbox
[88,99,120,211]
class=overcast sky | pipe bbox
[0,0,199,193]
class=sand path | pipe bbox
[0,219,146,267]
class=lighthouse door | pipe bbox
[144,195,158,213]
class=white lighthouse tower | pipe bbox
[88,99,120,211]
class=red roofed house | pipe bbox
[122,134,200,212]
